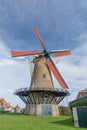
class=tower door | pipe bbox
[42,105,52,116]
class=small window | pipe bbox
[42,74,46,78]
[79,93,84,98]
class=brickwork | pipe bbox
[30,57,54,89]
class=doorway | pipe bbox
[42,105,52,116]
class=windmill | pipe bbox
[12,27,71,116]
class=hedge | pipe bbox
[69,96,87,108]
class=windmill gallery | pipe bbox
[11,27,71,116]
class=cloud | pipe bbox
[0,40,30,107]
[0,0,86,50]
[53,40,87,103]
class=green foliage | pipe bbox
[59,106,71,116]
[0,114,86,130]
[0,111,22,115]
[70,98,87,108]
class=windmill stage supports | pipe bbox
[14,87,69,116]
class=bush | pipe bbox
[58,106,71,116]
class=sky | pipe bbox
[0,0,87,107]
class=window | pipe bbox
[42,74,46,78]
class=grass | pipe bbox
[0,113,86,130]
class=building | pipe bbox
[76,89,87,99]
[69,96,87,128]
[0,98,11,111]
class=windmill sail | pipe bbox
[47,59,68,89]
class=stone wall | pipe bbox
[24,104,59,116]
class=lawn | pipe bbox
[0,113,86,130]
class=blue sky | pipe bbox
[0,0,87,107]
